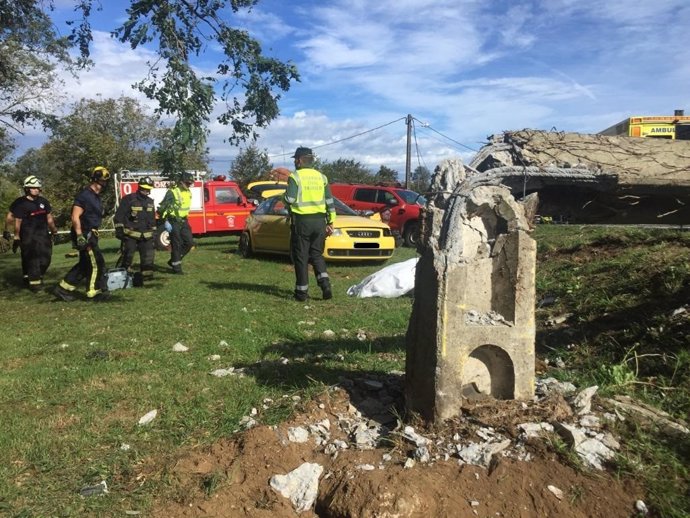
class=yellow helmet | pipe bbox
[91,166,110,182]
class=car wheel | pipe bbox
[403,221,419,248]
[154,226,171,251]
[238,232,252,258]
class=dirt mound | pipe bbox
[151,383,643,518]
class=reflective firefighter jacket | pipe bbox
[114,190,156,239]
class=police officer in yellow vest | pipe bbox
[284,147,336,301]
[159,172,194,274]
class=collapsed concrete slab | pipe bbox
[405,158,537,421]
[468,130,690,224]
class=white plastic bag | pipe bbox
[347,258,418,298]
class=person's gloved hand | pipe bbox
[75,234,88,250]
[2,230,11,241]
[164,220,172,233]
[115,227,125,240]
[12,239,20,253]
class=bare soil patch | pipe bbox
[150,382,643,518]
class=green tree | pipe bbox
[375,165,399,184]
[229,144,272,187]
[13,97,165,225]
[0,0,74,137]
[320,158,374,184]
[2,1,299,175]
[410,165,431,193]
[109,0,299,174]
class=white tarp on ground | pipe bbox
[347,258,418,298]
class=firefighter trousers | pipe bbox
[59,236,107,298]
[121,236,155,279]
[290,214,330,293]
[169,218,193,272]
[20,232,52,289]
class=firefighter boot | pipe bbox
[294,289,309,302]
[54,284,76,302]
[319,280,333,300]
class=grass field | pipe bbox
[0,226,688,517]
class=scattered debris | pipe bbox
[270,462,323,513]
[547,485,564,500]
[606,395,689,436]
[635,500,649,515]
[79,480,108,497]
[138,409,157,426]
[172,342,188,352]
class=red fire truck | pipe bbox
[115,170,255,249]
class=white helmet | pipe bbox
[23,175,42,189]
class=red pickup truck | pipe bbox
[330,183,426,247]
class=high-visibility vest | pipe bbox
[161,186,192,218]
[288,168,328,215]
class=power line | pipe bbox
[267,116,407,159]
[412,116,477,152]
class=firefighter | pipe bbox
[3,176,58,291]
[114,176,156,286]
[284,147,336,301]
[158,172,194,274]
[54,166,111,302]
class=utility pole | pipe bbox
[405,114,412,188]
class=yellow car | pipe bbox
[238,196,395,262]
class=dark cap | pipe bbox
[291,147,313,159]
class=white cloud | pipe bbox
[10,0,690,182]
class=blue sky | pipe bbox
[17,0,690,177]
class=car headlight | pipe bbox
[330,228,342,236]
[383,228,392,237]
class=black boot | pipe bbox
[319,281,332,300]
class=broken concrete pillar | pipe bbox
[405,158,537,421]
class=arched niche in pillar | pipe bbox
[462,344,515,399]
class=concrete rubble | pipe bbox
[467,129,690,224]
[270,462,323,513]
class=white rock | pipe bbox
[210,367,235,377]
[357,464,375,471]
[573,385,599,414]
[172,342,188,352]
[219,340,229,347]
[270,462,323,513]
[579,414,601,429]
[138,409,157,426]
[207,354,221,361]
[404,458,416,469]
[322,329,336,338]
[288,426,310,443]
[518,422,554,438]
[547,485,564,500]
[635,500,648,515]
[120,443,131,451]
[402,425,431,447]
[576,438,615,470]
[356,330,367,341]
